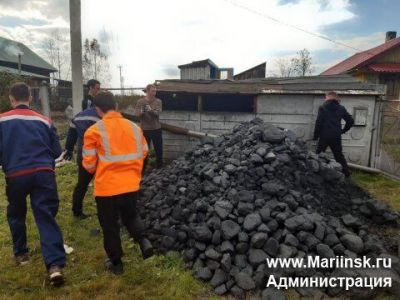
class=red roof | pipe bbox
[321,37,400,75]
[368,63,400,73]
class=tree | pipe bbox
[82,38,111,84]
[291,48,313,76]
[43,29,71,81]
[274,49,314,77]
[275,58,294,77]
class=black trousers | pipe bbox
[72,162,94,215]
[143,129,163,169]
[316,138,350,176]
[95,192,145,264]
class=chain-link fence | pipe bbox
[49,86,144,114]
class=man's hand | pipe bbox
[142,104,152,113]
[64,150,73,161]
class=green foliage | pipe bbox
[0,72,25,113]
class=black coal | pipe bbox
[139,118,400,299]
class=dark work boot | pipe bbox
[73,212,90,220]
[105,259,124,275]
[343,168,351,178]
[139,238,154,259]
[14,252,29,266]
[48,265,65,286]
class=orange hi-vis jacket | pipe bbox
[82,111,148,196]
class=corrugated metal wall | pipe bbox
[180,65,211,80]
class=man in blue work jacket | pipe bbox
[0,82,66,286]
[65,91,101,219]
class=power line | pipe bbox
[222,0,365,52]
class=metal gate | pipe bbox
[379,99,400,178]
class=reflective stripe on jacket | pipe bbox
[65,108,100,163]
[82,111,148,196]
[0,105,61,176]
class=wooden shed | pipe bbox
[178,59,234,80]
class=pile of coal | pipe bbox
[139,118,400,299]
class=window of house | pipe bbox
[202,94,255,113]
[220,70,228,80]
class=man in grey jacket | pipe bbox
[134,84,163,169]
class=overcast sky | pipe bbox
[0,0,398,87]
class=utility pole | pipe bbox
[94,52,97,79]
[17,53,22,75]
[117,65,124,95]
[57,47,61,80]
[69,0,84,115]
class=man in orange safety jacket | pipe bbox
[82,91,153,275]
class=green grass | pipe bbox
[352,172,400,300]
[1,116,399,299]
[352,171,400,211]
[0,164,217,300]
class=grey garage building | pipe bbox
[154,75,386,168]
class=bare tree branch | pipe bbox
[292,48,314,76]
[42,29,71,81]
[82,38,111,84]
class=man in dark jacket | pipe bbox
[313,91,354,177]
[65,94,138,219]
[65,78,100,218]
[65,102,100,218]
[82,79,100,111]
[0,82,65,285]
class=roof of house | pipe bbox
[0,36,56,72]
[234,62,266,78]
[321,37,400,75]
[155,75,384,95]
[178,59,218,69]
[368,63,400,73]
[0,65,49,79]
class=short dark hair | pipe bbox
[10,82,30,102]
[87,79,100,89]
[326,91,338,98]
[93,91,116,113]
